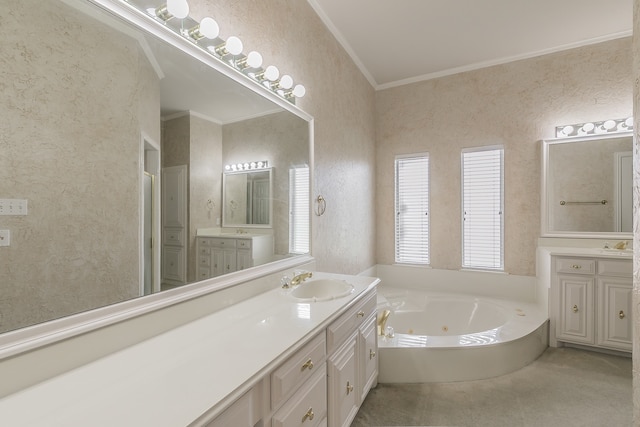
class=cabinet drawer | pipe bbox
[210,238,236,248]
[198,267,211,280]
[237,239,252,249]
[272,367,327,427]
[164,227,184,246]
[555,258,595,275]
[205,385,263,427]
[199,246,211,256]
[598,259,632,278]
[272,333,326,408]
[199,256,211,267]
[198,237,213,247]
[327,290,376,354]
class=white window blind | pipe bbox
[395,154,429,265]
[461,146,504,270]
[289,165,310,254]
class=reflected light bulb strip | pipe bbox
[224,160,269,172]
[556,117,633,138]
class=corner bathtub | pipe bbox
[377,286,549,383]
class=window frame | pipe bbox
[394,153,430,266]
[288,164,310,254]
[460,145,504,271]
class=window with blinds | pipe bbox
[395,154,430,265]
[289,165,310,254]
[461,146,504,270]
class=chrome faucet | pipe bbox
[377,309,391,336]
[290,271,313,287]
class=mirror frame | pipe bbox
[0,0,314,360]
[541,131,633,239]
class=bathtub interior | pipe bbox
[377,285,548,348]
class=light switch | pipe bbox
[0,199,28,216]
[0,230,10,247]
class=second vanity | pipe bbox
[0,272,379,426]
[541,246,632,353]
[196,230,274,279]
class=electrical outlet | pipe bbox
[0,199,28,216]
[0,230,10,247]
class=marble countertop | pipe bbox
[0,272,379,426]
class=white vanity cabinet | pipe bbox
[197,235,273,279]
[326,289,378,427]
[552,256,632,352]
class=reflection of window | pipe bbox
[461,146,504,271]
[395,154,429,265]
[289,165,310,254]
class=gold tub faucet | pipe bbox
[377,309,391,336]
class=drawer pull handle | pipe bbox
[370,349,376,359]
[571,264,582,269]
[346,381,354,395]
[619,310,626,319]
[301,358,314,371]
[357,311,365,318]
[302,408,314,422]
[572,305,579,313]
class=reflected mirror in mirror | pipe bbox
[543,133,632,236]
[223,169,272,227]
[0,0,310,335]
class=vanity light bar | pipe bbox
[224,161,269,172]
[130,0,305,103]
[556,117,633,138]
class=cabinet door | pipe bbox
[597,277,632,351]
[359,314,377,403]
[557,275,594,344]
[211,248,236,277]
[327,334,359,427]
[236,249,253,271]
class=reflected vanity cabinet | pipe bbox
[196,235,274,279]
[551,256,632,352]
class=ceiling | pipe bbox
[307,0,633,90]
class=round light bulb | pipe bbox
[279,75,293,90]
[292,84,306,98]
[561,125,574,136]
[199,17,219,39]
[263,65,279,81]
[625,117,633,128]
[582,122,595,132]
[167,0,189,19]
[603,120,616,130]
[224,164,230,171]
[225,36,243,56]
[246,51,263,69]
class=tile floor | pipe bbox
[351,347,632,427]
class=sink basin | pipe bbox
[290,279,354,302]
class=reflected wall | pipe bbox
[0,0,160,333]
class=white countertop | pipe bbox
[0,272,379,426]
[539,246,633,259]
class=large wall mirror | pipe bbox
[541,132,633,238]
[222,169,273,227]
[0,0,311,339]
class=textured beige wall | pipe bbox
[223,111,309,254]
[376,38,633,276]
[187,0,377,275]
[0,0,160,333]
